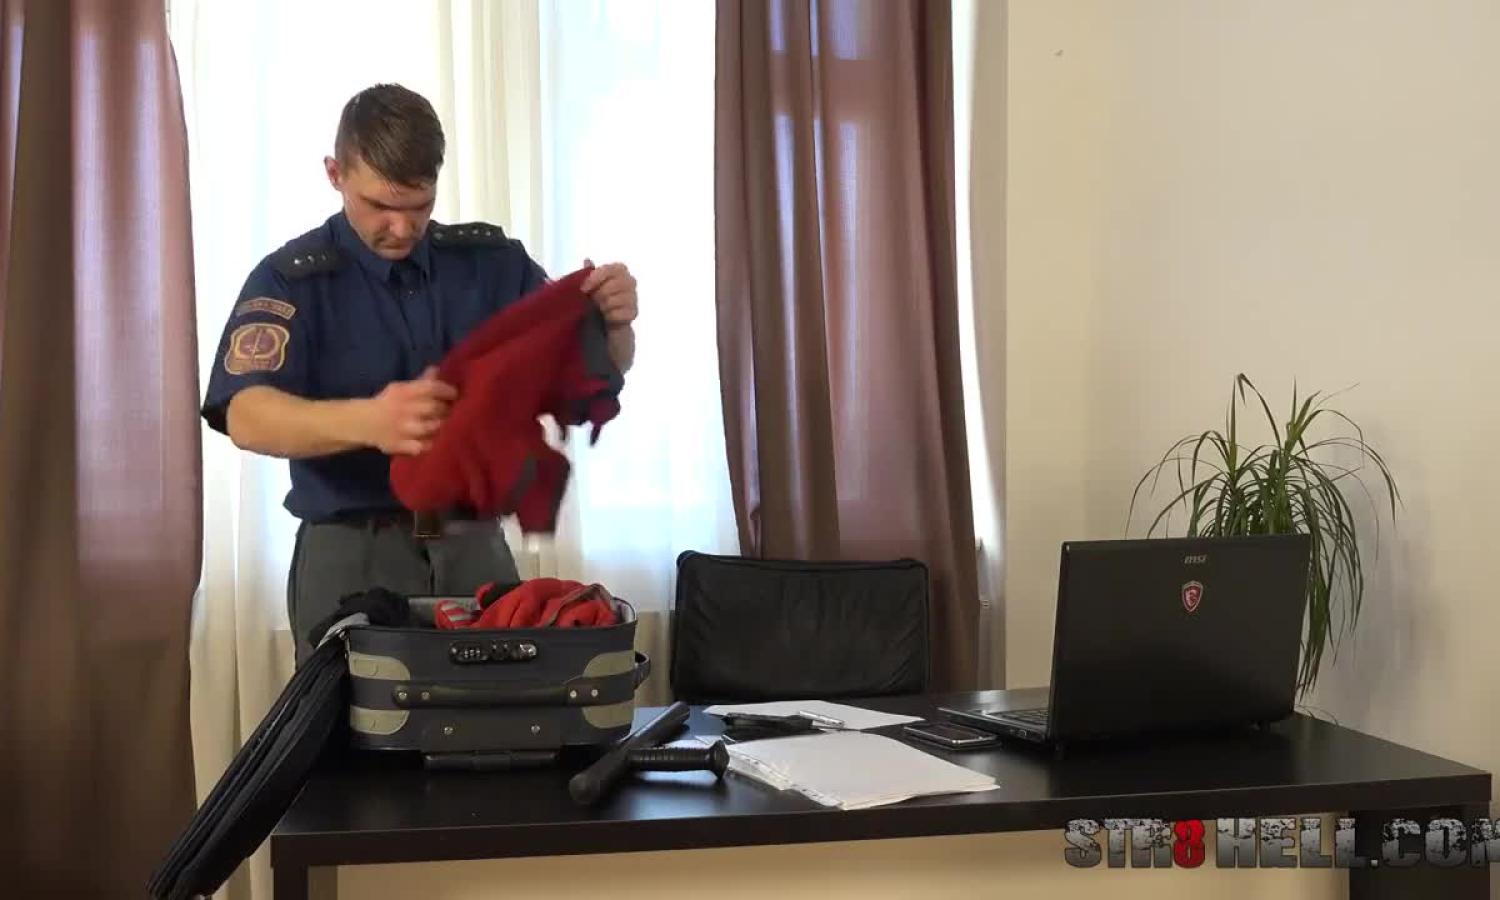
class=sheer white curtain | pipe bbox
[535,0,737,702]
[170,2,731,898]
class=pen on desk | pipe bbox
[797,709,846,729]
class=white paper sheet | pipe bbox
[724,731,998,810]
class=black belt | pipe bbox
[320,508,487,539]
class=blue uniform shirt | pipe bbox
[202,212,549,521]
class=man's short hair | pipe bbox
[334,84,445,186]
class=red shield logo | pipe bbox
[1182,581,1204,613]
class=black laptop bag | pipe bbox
[670,552,930,704]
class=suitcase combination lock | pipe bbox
[448,640,539,664]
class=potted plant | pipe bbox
[1128,374,1400,696]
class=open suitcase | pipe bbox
[344,595,650,766]
[150,588,660,900]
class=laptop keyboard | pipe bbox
[996,707,1049,727]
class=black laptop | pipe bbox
[942,533,1311,748]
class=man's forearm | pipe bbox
[608,324,636,373]
[226,385,373,459]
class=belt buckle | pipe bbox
[413,510,443,539]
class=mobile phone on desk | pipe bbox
[716,711,820,743]
[903,720,998,750]
[720,711,810,725]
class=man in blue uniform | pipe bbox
[201,84,638,663]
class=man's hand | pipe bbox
[364,366,458,456]
[582,259,637,371]
[581,259,638,328]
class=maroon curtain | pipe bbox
[715,0,980,690]
[0,0,200,893]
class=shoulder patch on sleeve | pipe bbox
[234,296,297,320]
[270,242,344,279]
[430,221,510,248]
[225,322,291,375]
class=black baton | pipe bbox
[628,744,729,775]
[569,701,692,806]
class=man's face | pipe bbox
[325,155,436,260]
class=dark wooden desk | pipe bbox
[271,689,1491,899]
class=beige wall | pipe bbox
[1000,0,1499,819]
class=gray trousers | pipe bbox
[287,518,520,664]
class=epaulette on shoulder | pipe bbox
[270,234,344,279]
[430,221,511,249]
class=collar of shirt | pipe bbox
[332,211,433,283]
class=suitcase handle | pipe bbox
[392,651,650,709]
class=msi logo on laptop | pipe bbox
[1182,581,1204,613]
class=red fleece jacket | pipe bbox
[389,268,623,531]
[434,579,620,630]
